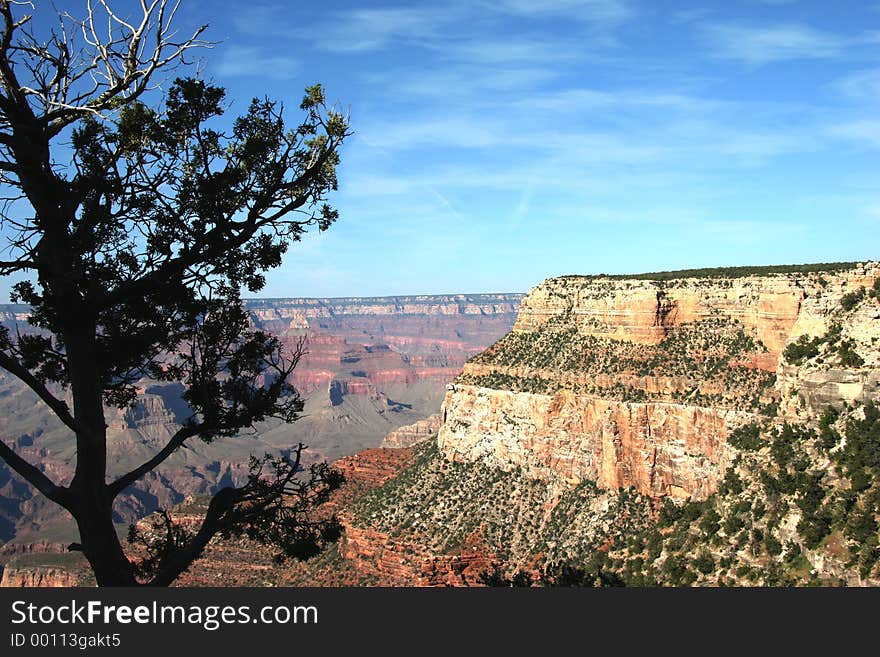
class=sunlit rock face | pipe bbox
[440,263,880,501]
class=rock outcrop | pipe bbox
[0,566,81,587]
[513,264,877,356]
[438,262,880,502]
[439,386,746,500]
[381,414,441,448]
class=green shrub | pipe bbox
[693,551,715,575]
[658,498,684,528]
[699,508,721,535]
[723,513,745,535]
[797,515,831,549]
[837,341,864,367]
[845,509,878,543]
[841,287,866,311]
[783,334,821,365]
[728,423,762,451]
[819,408,841,449]
[662,555,688,584]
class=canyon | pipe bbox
[286,262,880,586]
[0,293,521,584]
[4,262,880,587]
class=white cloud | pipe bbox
[700,23,845,65]
[520,88,725,114]
[440,39,581,65]
[312,6,457,52]
[389,66,560,99]
[213,45,299,78]
[834,68,880,100]
[830,120,880,148]
[279,2,633,56]
[488,0,635,23]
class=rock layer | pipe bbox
[381,414,442,448]
[513,264,878,356]
[438,385,746,500]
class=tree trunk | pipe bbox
[72,490,138,586]
[66,327,138,586]
[9,105,139,586]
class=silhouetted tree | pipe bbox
[0,0,349,585]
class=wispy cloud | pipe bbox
[439,38,581,64]
[830,121,880,148]
[833,68,880,100]
[310,6,458,52]
[387,66,560,99]
[251,2,634,57]
[700,23,845,64]
[519,88,726,114]
[488,0,635,23]
[231,3,462,52]
[213,45,299,79]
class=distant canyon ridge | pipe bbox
[0,293,523,556]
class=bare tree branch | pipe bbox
[145,484,239,586]
[144,444,311,587]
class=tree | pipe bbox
[0,0,350,585]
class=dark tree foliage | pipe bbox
[837,402,880,482]
[783,334,821,366]
[728,422,763,451]
[0,1,349,585]
[538,557,625,587]
[840,287,866,311]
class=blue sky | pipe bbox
[7,0,880,297]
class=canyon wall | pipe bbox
[163,263,880,587]
[0,566,82,587]
[439,387,747,500]
[513,265,877,355]
[246,294,523,406]
[381,414,441,448]
[438,263,880,501]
